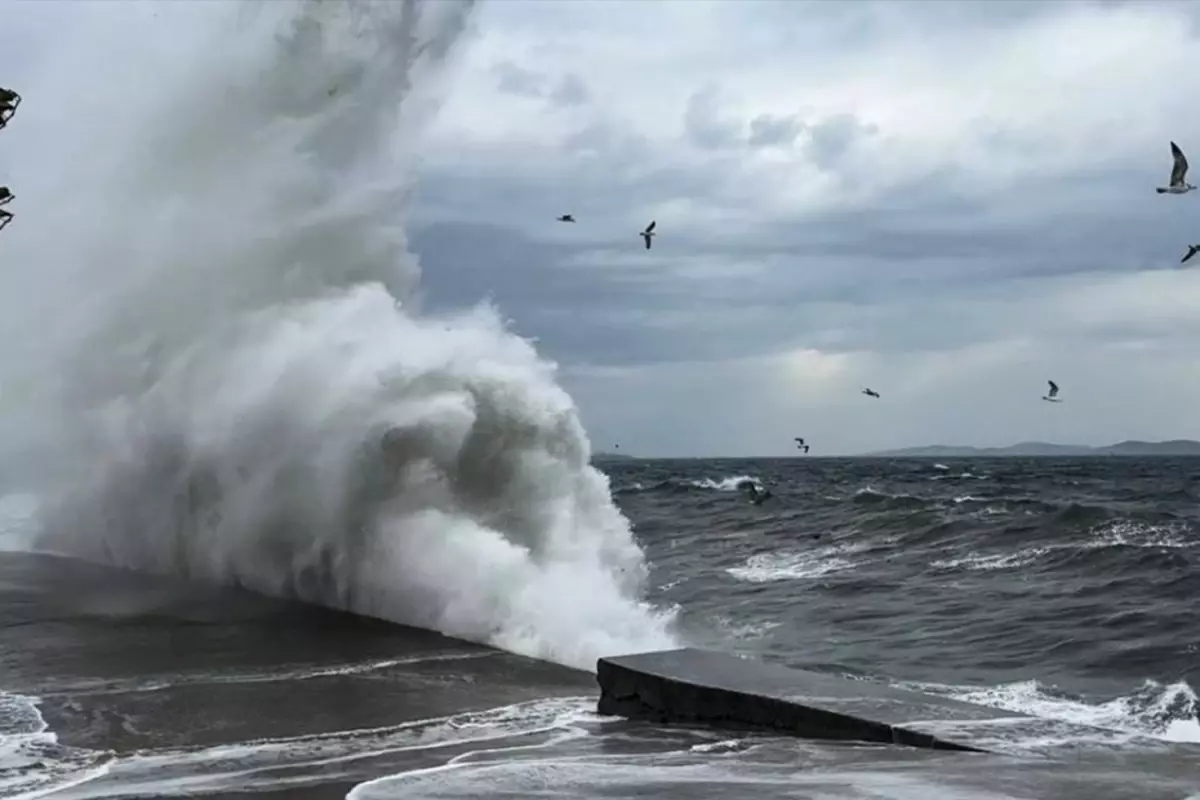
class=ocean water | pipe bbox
[3,457,1199,798]
[617,456,1200,742]
[2,0,1198,797]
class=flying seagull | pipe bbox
[1181,244,1200,265]
[640,220,656,250]
[556,214,575,223]
[1042,380,1061,403]
[862,388,880,398]
[1156,142,1196,195]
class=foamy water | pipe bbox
[0,687,598,800]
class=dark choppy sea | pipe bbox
[2,456,1198,799]
[617,457,1199,739]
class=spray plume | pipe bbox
[3,0,677,670]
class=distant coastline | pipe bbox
[861,439,1200,458]
[592,451,637,461]
[588,440,1200,460]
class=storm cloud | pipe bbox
[6,0,1200,457]
[405,0,1200,456]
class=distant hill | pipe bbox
[591,451,637,462]
[863,439,1200,458]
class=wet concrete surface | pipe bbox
[0,551,594,799]
[599,647,1021,751]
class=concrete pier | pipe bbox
[597,647,1031,752]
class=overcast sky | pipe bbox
[407,0,1200,456]
[5,0,1200,458]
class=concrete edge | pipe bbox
[596,651,988,753]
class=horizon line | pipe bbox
[591,438,1200,460]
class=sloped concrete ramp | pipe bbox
[598,647,1032,752]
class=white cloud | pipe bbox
[427,0,1200,224]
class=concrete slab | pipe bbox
[598,647,1032,752]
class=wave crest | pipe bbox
[21,0,676,670]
